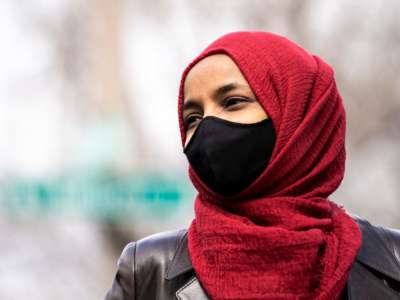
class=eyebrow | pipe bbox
[182,82,244,114]
[182,99,202,114]
[213,82,240,99]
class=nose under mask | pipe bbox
[183,116,276,197]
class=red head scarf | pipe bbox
[177,31,361,300]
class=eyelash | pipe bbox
[184,97,249,130]
[222,97,248,109]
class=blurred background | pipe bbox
[0,0,399,299]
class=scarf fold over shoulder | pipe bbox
[177,31,361,300]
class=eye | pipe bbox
[223,97,249,109]
[184,114,202,130]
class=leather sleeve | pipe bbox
[104,242,136,300]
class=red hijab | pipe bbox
[177,31,361,300]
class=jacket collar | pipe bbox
[165,230,192,280]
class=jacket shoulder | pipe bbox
[374,223,400,262]
[104,228,187,300]
[350,215,400,296]
[134,228,187,278]
[353,215,400,261]
[135,228,187,261]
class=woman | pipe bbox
[105,31,400,300]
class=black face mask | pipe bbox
[183,116,276,197]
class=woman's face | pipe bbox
[182,54,268,148]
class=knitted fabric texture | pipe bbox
[177,31,361,300]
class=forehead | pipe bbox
[183,54,245,97]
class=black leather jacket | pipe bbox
[104,217,400,299]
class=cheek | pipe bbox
[184,130,195,148]
[252,102,269,119]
